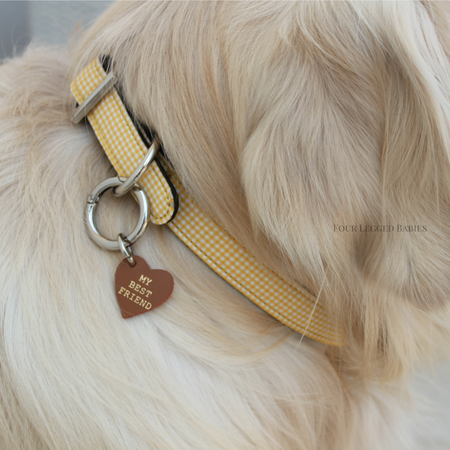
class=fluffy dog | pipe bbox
[1,1,450,449]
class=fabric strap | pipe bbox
[71,58,343,346]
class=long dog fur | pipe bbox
[0,1,450,449]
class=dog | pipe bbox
[1,1,450,448]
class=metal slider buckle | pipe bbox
[71,72,117,124]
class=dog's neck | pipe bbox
[71,57,343,346]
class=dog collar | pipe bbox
[71,57,343,346]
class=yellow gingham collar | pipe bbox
[71,57,343,346]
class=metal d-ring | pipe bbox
[113,140,159,197]
[86,177,149,252]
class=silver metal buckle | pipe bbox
[71,72,117,124]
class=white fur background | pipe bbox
[411,362,450,449]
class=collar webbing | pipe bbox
[71,58,343,346]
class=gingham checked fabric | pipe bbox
[71,59,175,225]
[71,58,344,346]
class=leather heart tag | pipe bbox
[115,255,174,319]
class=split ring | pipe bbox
[117,233,136,266]
[86,177,149,252]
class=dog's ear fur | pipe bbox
[74,1,450,379]
[236,1,450,378]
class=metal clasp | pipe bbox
[85,138,158,265]
[86,177,149,254]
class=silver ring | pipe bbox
[113,141,159,197]
[86,177,149,252]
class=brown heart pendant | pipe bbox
[115,255,174,319]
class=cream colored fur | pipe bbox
[0,1,449,449]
